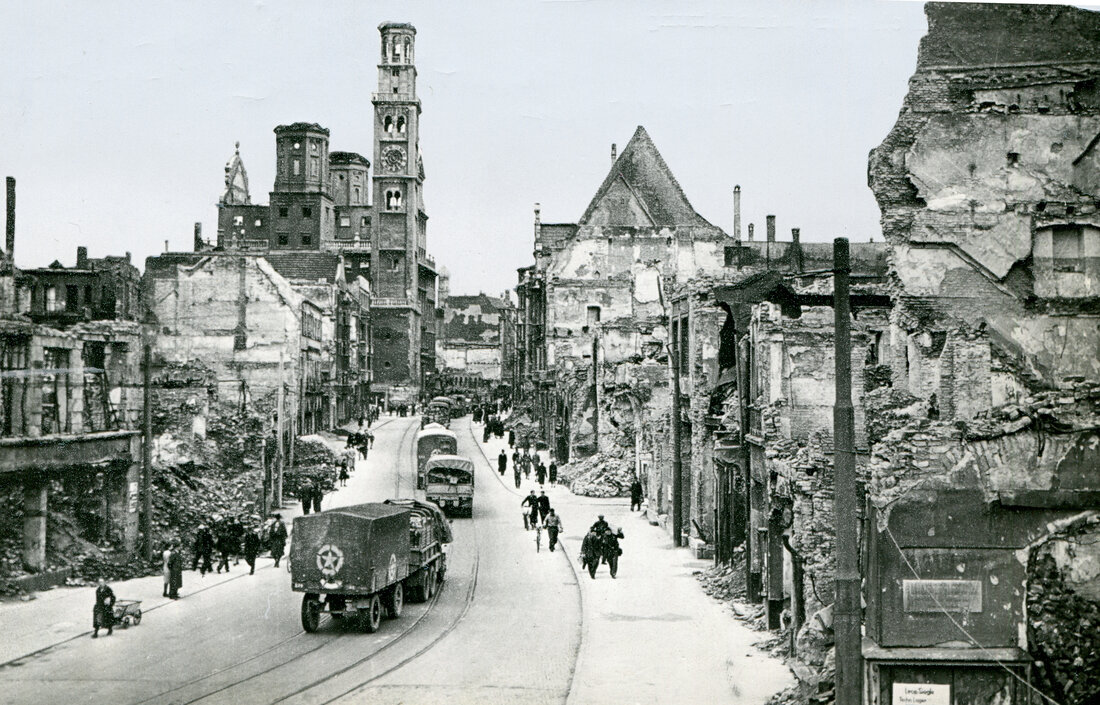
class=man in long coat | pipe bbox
[497,450,507,476]
[167,542,184,598]
[92,579,115,637]
[269,514,288,567]
[193,524,214,575]
[580,529,602,580]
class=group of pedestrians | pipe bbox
[580,514,625,579]
[189,513,276,579]
[521,489,564,551]
[499,448,558,490]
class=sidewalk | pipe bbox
[0,414,406,667]
[471,425,794,705]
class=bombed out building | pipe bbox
[0,178,146,581]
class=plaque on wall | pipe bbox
[893,683,951,705]
[902,579,982,613]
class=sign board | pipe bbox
[128,482,139,513]
[902,579,982,613]
[893,683,950,705]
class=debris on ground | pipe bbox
[558,450,634,497]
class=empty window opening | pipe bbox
[302,207,312,218]
[1007,152,1020,167]
[66,285,79,312]
[233,215,244,226]
[255,218,263,227]
[310,157,319,177]
[293,159,301,176]
[353,187,361,202]
[279,207,288,218]
[397,116,406,133]
[384,116,393,133]
[277,234,289,246]
[1052,225,1084,272]
[586,306,601,326]
[385,189,403,210]
[301,234,313,246]
[339,216,351,227]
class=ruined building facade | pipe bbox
[858,4,1100,702]
[211,22,437,404]
[0,178,145,577]
[515,126,731,462]
[437,293,514,397]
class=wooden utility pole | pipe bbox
[276,351,285,508]
[142,342,153,563]
[670,315,683,548]
[832,238,862,705]
[260,437,268,517]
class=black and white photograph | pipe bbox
[1,1,1098,704]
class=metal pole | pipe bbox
[670,316,683,548]
[276,351,285,508]
[260,437,268,517]
[142,342,153,563]
[832,237,862,705]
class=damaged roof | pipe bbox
[263,252,342,283]
[578,126,713,228]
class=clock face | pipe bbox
[382,146,407,172]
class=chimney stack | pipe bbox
[748,223,755,241]
[164,240,170,253]
[77,246,88,269]
[5,177,14,263]
[611,143,617,164]
[193,222,203,251]
[791,228,800,244]
[791,228,804,273]
[766,215,776,242]
[733,185,741,241]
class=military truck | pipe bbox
[290,499,452,633]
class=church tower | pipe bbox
[371,22,432,398]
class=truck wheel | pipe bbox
[301,594,322,633]
[383,582,404,618]
[360,594,382,633]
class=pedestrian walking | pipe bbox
[521,490,539,530]
[229,515,245,565]
[549,459,558,486]
[161,544,172,597]
[513,465,522,489]
[300,480,313,515]
[192,524,214,575]
[603,526,624,579]
[535,461,547,486]
[344,441,358,471]
[243,524,262,575]
[498,450,507,476]
[580,529,602,580]
[269,514,288,567]
[311,483,323,513]
[215,520,234,573]
[544,509,563,552]
[91,579,115,638]
[537,491,551,524]
[167,542,183,598]
[630,475,643,512]
[521,450,531,479]
[339,465,349,487]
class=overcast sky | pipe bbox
[3,1,942,295]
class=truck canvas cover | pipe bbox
[290,503,411,594]
[384,498,454,543]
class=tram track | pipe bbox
[155,417,426,705]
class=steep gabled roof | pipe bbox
[263,252,342,283]
[578,126,712,228]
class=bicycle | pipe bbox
[534,523,543,552]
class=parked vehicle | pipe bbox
[416,424,458,490]
[290,500,452,633]
[425,455,475,517]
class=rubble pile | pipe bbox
[1027,530,1100,705]
[284,435,341,498]
[559,448,633,497]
